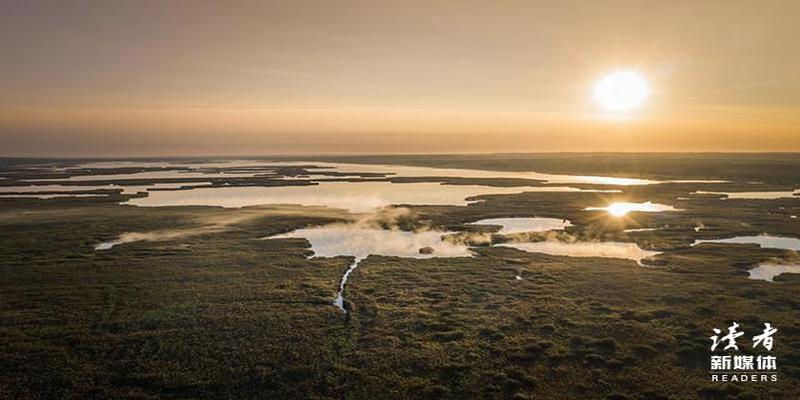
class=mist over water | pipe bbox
[94,231,197,250]
[270,224,473,312]
[469,217,572,234]
[271,225,473,259]
[268,216,665,312]
[64,159,797,294]
[498,240,659,265]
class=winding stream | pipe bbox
[269,225,473,312]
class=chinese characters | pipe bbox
[708,322,778,383]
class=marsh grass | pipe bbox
[1,154,800,399]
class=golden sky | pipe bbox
[1,0,799,156]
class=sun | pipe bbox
[593,70,650,112]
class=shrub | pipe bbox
[589,337,618,354]
[539,324,556,334]
[584,353,605,365]
[631,344,659,358]
[432,330,465,342]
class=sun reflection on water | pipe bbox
[586,201,679,217]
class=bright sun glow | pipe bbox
[607,202,640,217]
[593,70,650,112]
[586,201,678,217]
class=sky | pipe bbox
[1,0,799,156]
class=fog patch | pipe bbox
[267,221,473,312]
[94,205,351,251]
[94,225,235,251]
[94,230,199,250]
[498,239,659,265]
[270,224,472,260]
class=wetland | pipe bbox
[1,153,799,399]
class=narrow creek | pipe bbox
[268,225,473,313]
[333,257,364,312]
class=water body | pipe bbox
[126,181,603,212]
[624,228,659,233]
[585,201,679,216]
[693,190,800,200]
[668,180,729,184]
[0,194,106,199]
[77,160,272,169]
[332,258,364,310]
[268,161,661,186]
[77,161,177,169]
[269,225,473,312]
[0,182,210,196]
[14,161,728,215]
[0,184,99,193]
[37,170,263,182]
[469,217,572,234]
[694,224,707,232]
[498,240,659,265]
[693,235,800,251]
[95,241,123,250]
[748,263,800,282]
[65,160,670,186]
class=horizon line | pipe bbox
[3,150,800,160]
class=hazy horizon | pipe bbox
[5,150,800,160]
[2,1,799,156]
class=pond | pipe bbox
[585,201,679,217]
[693,234,800,251]
[498,240,659,265]
[469,217,571,234]
[126,181,603,213]
[268,224,473,312]
[748,263,800,282]
[693,190,800,200]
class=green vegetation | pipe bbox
[1,154,799,399]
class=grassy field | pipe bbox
[1,154,799,399]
